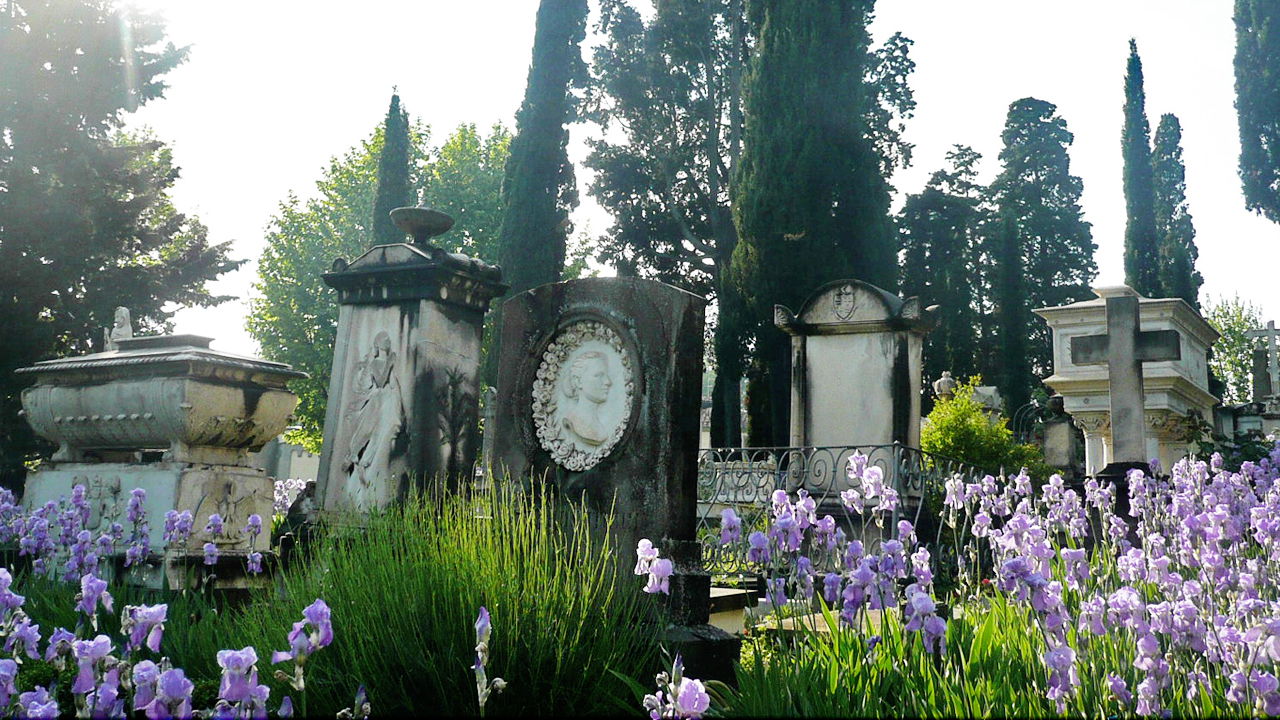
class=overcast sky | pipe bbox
[123,0,1277,358]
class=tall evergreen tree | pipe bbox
[899,145,985,388]
[485,0,588,387]
[586,0,749,446]
[986,98,1097,414]
[730,0,901,445]
[0,0,240,486]
[1122,39,1161,296]
[1234,0,1280,223]
[1151,113,1202,309]
[495,0,588,297]
[370,92,414,246]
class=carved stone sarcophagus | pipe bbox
[18,334,305,465]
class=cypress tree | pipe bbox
[1122,39,1161,297]
[495,0,588,297]
[986,98,1097,414]
[730,0,897,445]
[899,145,984,388]
[370,92,414,246]
[1235,0,1280,223]
[1152,113,1203,309]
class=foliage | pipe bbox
[730,0,907,444]
[1121,39,1161,297]
[1151,113,1203,309]
[984,97,1096,414]
[921,377,1052,478]
[188,482,658,717]
[0,0,241,487]
[494,0,588,300]
[1234,0,1280,223]
[1204,293,1265,404]
[585,0,751,445]
[246,121,510,453]
[370,92,414,247]
[899,145,986,387]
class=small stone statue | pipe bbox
[103,307,133,351]
[932,370,957,401]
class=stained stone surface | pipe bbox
[315,240,506,513]
[491,277,705,562]
[775,280,936,472]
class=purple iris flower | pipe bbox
[125,604,167,653]
[766,577,787,606]
[674,677,711,718]
[44,627,75,663]
[634,539,659,575]
[132,660,159,712]
[644,558,673,595]
[203,542,219,565]
[78,573,112,617]
[205,513,224,536]
[303,599,334,649]
[70,635,113,694]
[150,668,194,720]
[746,531,771,564]
[719,509,741,545]
[823,573,842,605]
[127,489,147,525]
[247,552,264,574]
[17,686,57,719]
[475,606,492,646]
[6,618,39,659]
[244,513,263,538]
[278,696,294,718]
[216,647,259,703]
[0,659,16,707]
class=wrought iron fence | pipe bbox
[696,443,990,579]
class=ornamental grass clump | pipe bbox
[218,480,659,717]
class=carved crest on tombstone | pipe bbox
[531,319,635,471]
[833,284,857,320]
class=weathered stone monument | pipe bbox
[18,319,304,588]
[931,371,957,401]
[774,279,937,450]
[1036,285,1218,477]
[314,208,505,512]
[489,276,737,681]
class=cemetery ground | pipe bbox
[3,450,1280,717]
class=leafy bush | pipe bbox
[921,377,1053,478]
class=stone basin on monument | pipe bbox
[18,334,307,465]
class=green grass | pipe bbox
[16,481,662,717]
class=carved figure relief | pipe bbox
[342,331,405,506]
[833,284,857,320]
[532,320,634,471]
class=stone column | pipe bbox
[1073,413,1111,477]
[315,209,506,513]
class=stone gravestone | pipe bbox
[1036,285,1218,477]
[18,322,304,589]
[774,279,937,450]
[1253,342,1273,403]
[315,208,506,512]
[489,276,738,681]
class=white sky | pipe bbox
[123,0,1277,358]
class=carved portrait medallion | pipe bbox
[833,284,857,320]
[532,320,634,471]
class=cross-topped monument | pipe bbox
[1247,320,1280,403]
[1070,286,1181,474]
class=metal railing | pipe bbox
[696,443,990,578]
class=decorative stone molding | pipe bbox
[532,320,635,472]
[1073,412,1111,435]
[1145,409,1194,442]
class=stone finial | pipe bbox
[390,206,454,247]
[932,370,957,400]
[104,307,133,351]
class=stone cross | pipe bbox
[1247,320,1280,400]
[1070,287,1180,466]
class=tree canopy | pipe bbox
[1235,0,1280,223]
[247,121,509,453]
[370,92,414,247]
[1205,294,1264,405]
[1151,113,1202,309]
[0,0,239,485]
[985,97,1097,414]
[1122,39,1161,297]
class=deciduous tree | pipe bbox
[0,0,239,486]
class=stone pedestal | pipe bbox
[315,241,505,512]
[17,333,304,589]
[1035,289,1219,476]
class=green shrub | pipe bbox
[921,377,1054,479]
